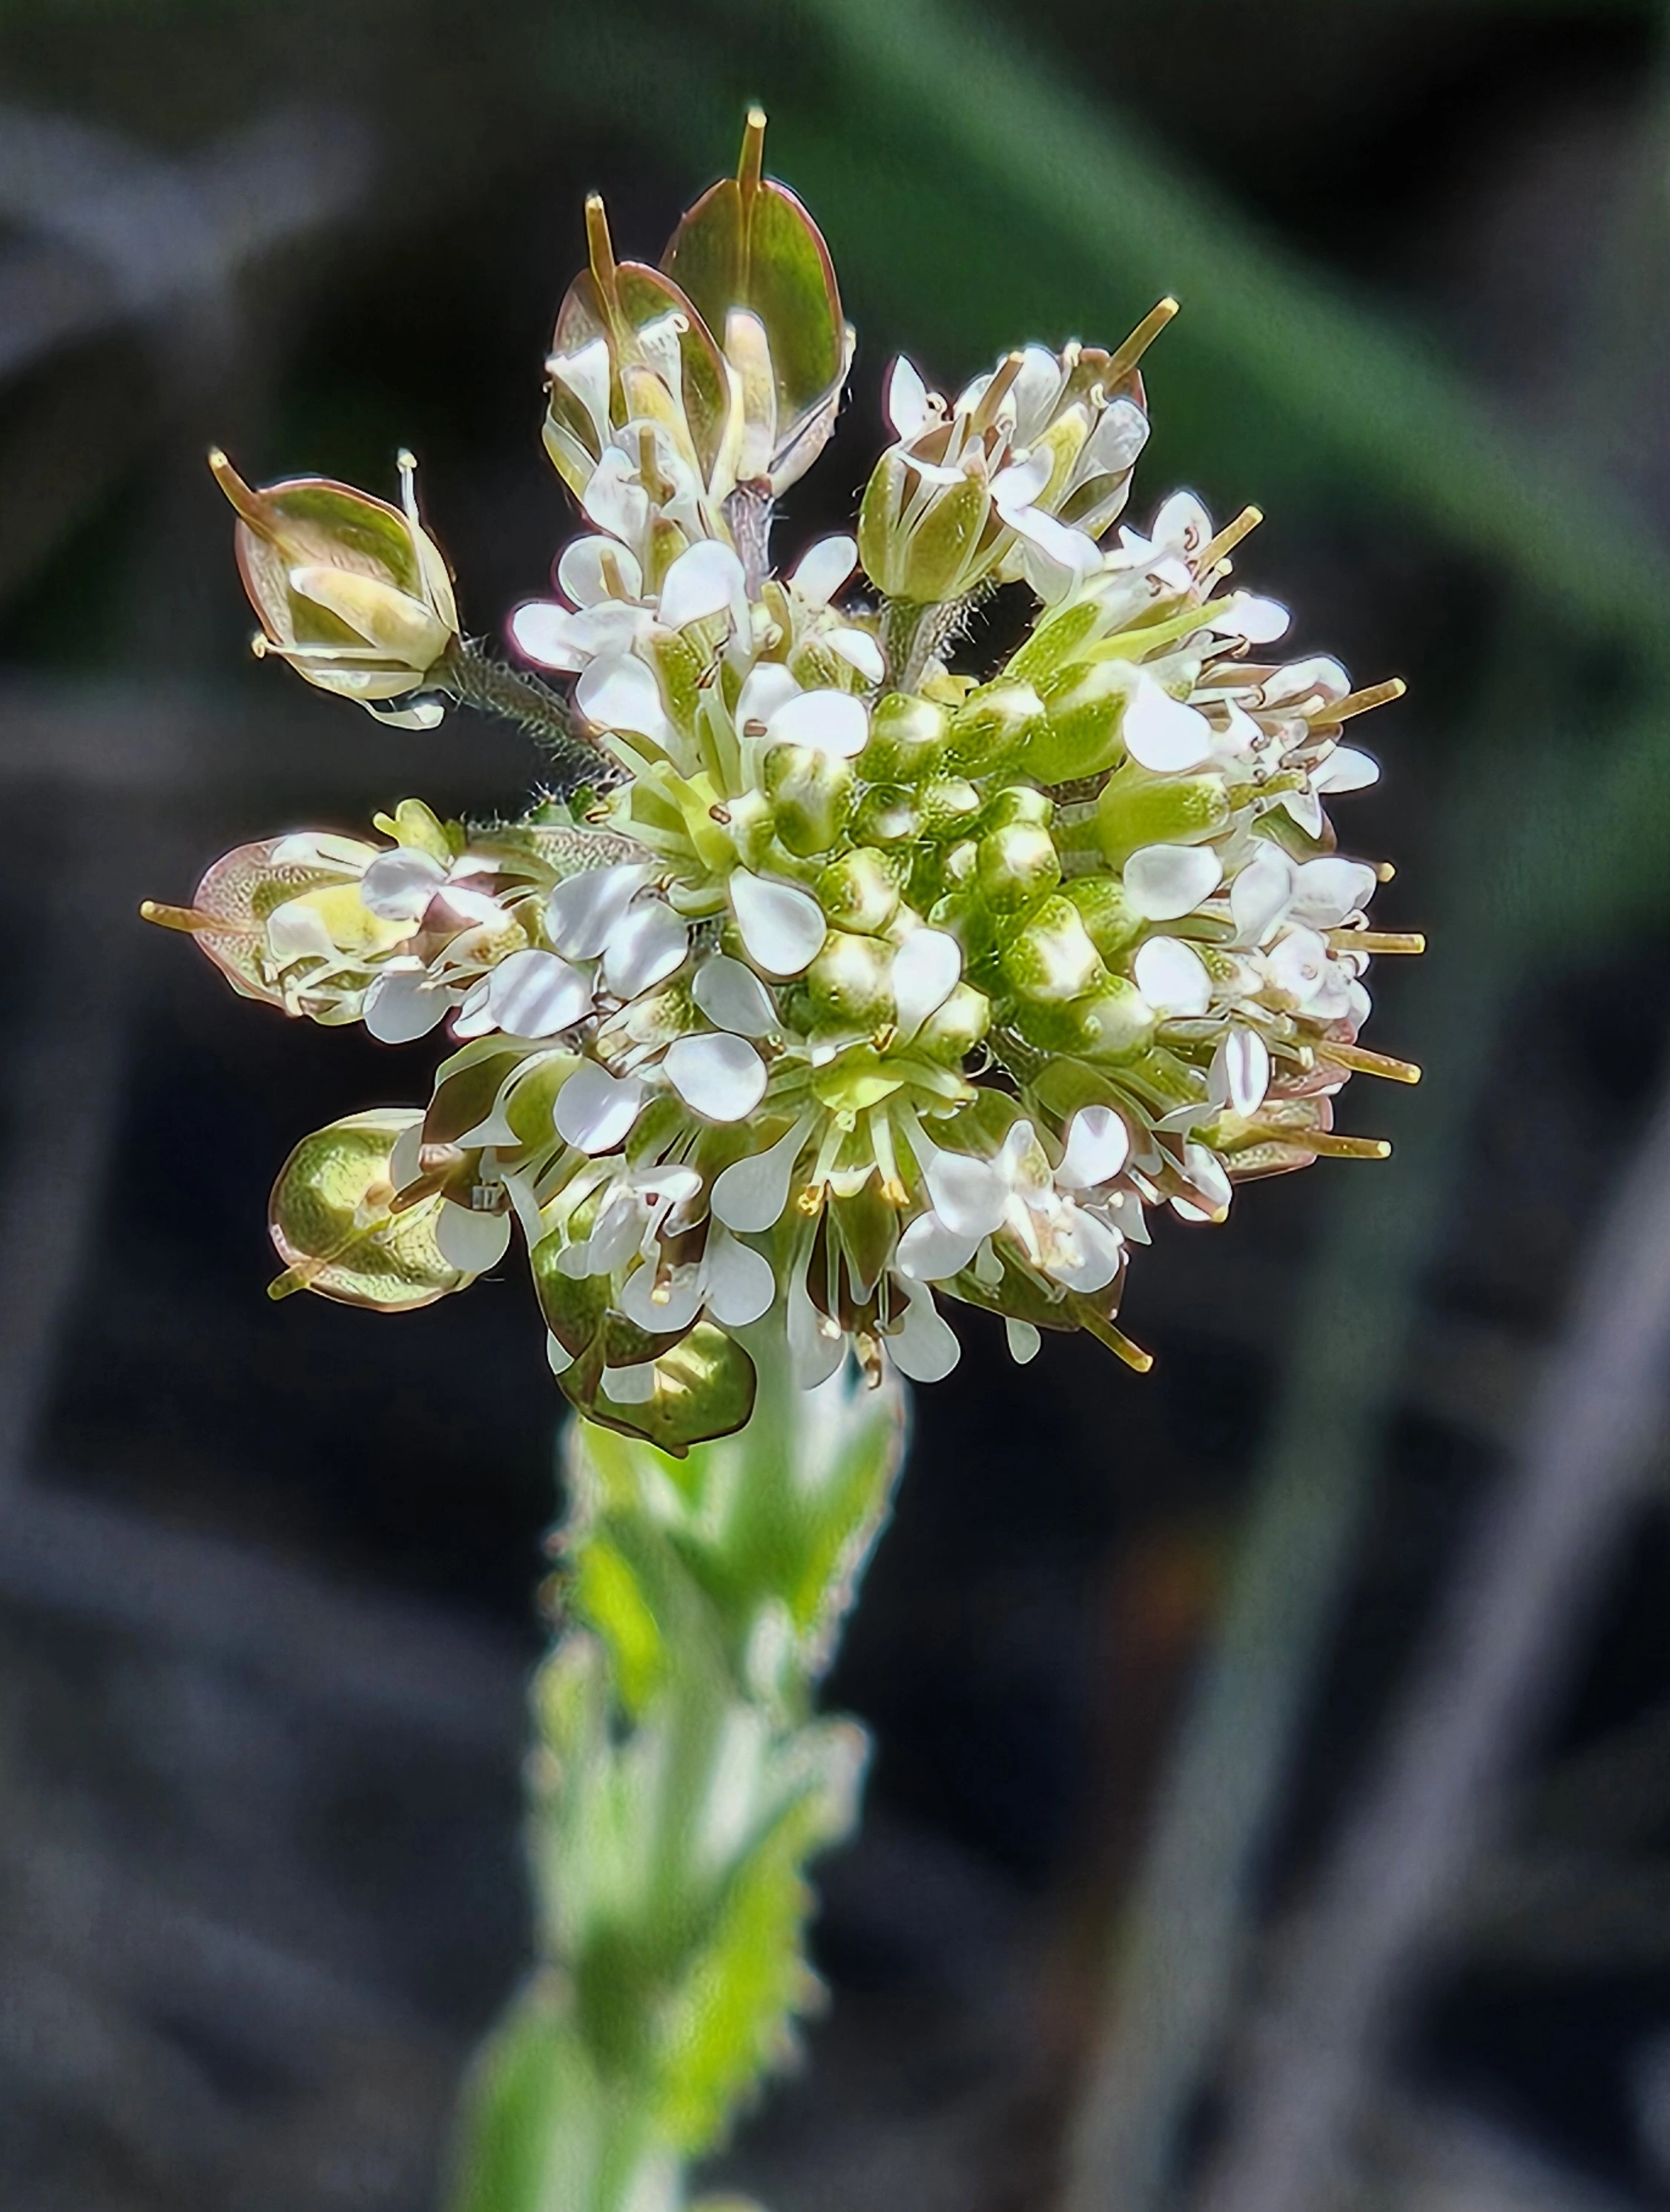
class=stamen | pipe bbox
[709,804,733,825]
[1198,505,1263,574]
[1333,929,1425,955]
[970,350,1026,435]
[139,899,250,936]
[1105,297,1180,383]
[739,107,768,199]
[1318,1041,1422,1085]
[856,1332,885,1389]
[1375,861,1397,882]
[1306,1133,1393,1160]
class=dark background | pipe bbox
[4,4,1670,2208]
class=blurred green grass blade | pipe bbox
[780,0,1670,650]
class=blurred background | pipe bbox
[4,2,1670,2208]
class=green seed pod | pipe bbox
[946,681,1046,775]
[1095,766,1231,865]
[914,980,991,1064]
[808,928,897,1027]
[1000,895,1106,1004]
[763,741,854,856]
[269,1109,467,1310]
[852,784,921,846]
[917,776,983,842]
[983,785,1054,832]
[817,846,902,934]
[1061,874,1144,960]
[977,820,1061,914]
[861,692,948,784]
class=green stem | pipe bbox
[880,596,966,693]
[441,638,617,792]
[443,1324,907,2212]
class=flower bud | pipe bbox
[983,785,1054,832]
[1024,664,1133,783]
[808,930,896,1028]
[1000,896,1106,1004]
[1095,768,1230,865]
[210,449,459,721]
[861,693,948,784]
[817,847,901,934]
[917,777,983,842]
[851,785,921,847]
[1062,874,1144,960]
[763,742,854,856]
[914,980,991,1064]
[858,452,993,603]
[1015,980,1154,1063]
[946,681,1046,775]
[977,821,1061,914]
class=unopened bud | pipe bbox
[915,980,991,1064]
[817,847,901,934]
[1062,874,1144,960]
[859,453,992,602]
[861,692,948,784]
[852,784,921,846]
[977,822,1061,914]
[1015,980,1154,1063]
[763,742,854,856]
[946,681,1046,775]
[983,785,1054,832]
[809,930,896,1027]
[918,777,983,841]
[1001,896,1106,1004]
[1095,767,1230,865]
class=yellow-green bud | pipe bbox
[1024,664,1131,783]
[946,681,1046,775]
[983,785,1054,831]
[859,452,991,601]
[763,742,854,856]
[809,929,896,1027]
[1095,767,1231,865]
[862,692,948,784]
[1014,980,1154,1063]
[977,821,1061,914]
[1062,874,1144,960]
[817,847,901,934]
[928,886,997,965]
[1000,895,1106,1004]
[915,980,991,1064]
[918,777,983,841]
[852,785,921,846]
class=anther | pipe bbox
[1333,929,1425,955]
[1319,1040,1422,1085]
[795,1182,825,1215]
[709,804,733,825]
[1327,678,1406,724]
[1307,1133,1393,1161]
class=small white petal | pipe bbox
[827,627,886,684]
[553,1063,644,1152]
[664,1032,768,1122]
[924,1148,1011,1241]
[1184,1142,1233,1212]
[486,948,593,1037]
[1133,936,1212,1017]
[581,450,650,547]
[1058,1106,1129,1191]
[1122,679,1215,772]
[1152,491,1214,558]
[892,927,963,1040]
[435,1202,512,1274]
[787,1264,846,1390]
[509,601,590,672]
[1081,397,1149,475]
[692,955,778,1038]
[546,1331,575,1376]
[547,862,655,960]
[1050,1209,1123,1294]
[1125,844,1223,923]
[1213,1027,1270,1119]
[702,1232,776,1327]
[269,832,376,872]
[1312,746,1380,794]
[449,979,496,1040]
[360,848,447,921]
[659,539,748,632]
[712,1118,811,1233]
[1007,505,1101,581]
[886,1278,961,1382]
[389,1120,424,1192]
[1230,843,1296,945]
[991,450,1052,511]
[604,1361,659,1405]
[549,337,613,443]
[1226,594,1290,643]
[558,534,644,607]
[619,1260,705,1336]
[730,871,826,977]
[1005,1318,1042,1365]
[602,899,688,998]
[886,356,931,440]
[735,661,801,731]
[765,688,869,761]
[363,969,449,1043]
[1262,655,1350,707]
[1290,857,1376,931]
[791,535,859,608]
[896,1211,981,1282]
[265,898,338,966]
[575,652,670,742]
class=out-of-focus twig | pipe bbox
[1192,1054,1670,2212]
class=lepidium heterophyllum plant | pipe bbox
[143,112,1419,2212]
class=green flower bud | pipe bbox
[1095,767,1231,865]
[977,821,1061,914]
[1062,874,1145,960]
[1025,664,1132,783]
[817,846,901,934]
[983,785,1054,832]
[852,785,921,846]
[946,681,1046,775]
[763,742,854,856]
[917,777,983,841]
[809,930,897,1027]
[210,449,459,721]
[928,886,997,965]
[861,692,948,784]
[1006,598,1104,688]
[914,980,991,1064]
[1014,980,1154,1063]
[1000,895,1106,1004]
[859,455,992,601]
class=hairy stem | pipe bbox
[441,638,616,790]
[444,1328,907,2212]
[880,596,967,693]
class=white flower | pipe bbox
[1228,846,1376,948]
[618,1226,776,1335]
[1125,844,1223,922]
[1133,935,1213,1017]
[554,1062,645,1153]
[663,1031,769,1123]
[898,1113,1128,1296]
[764,687,869,761]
